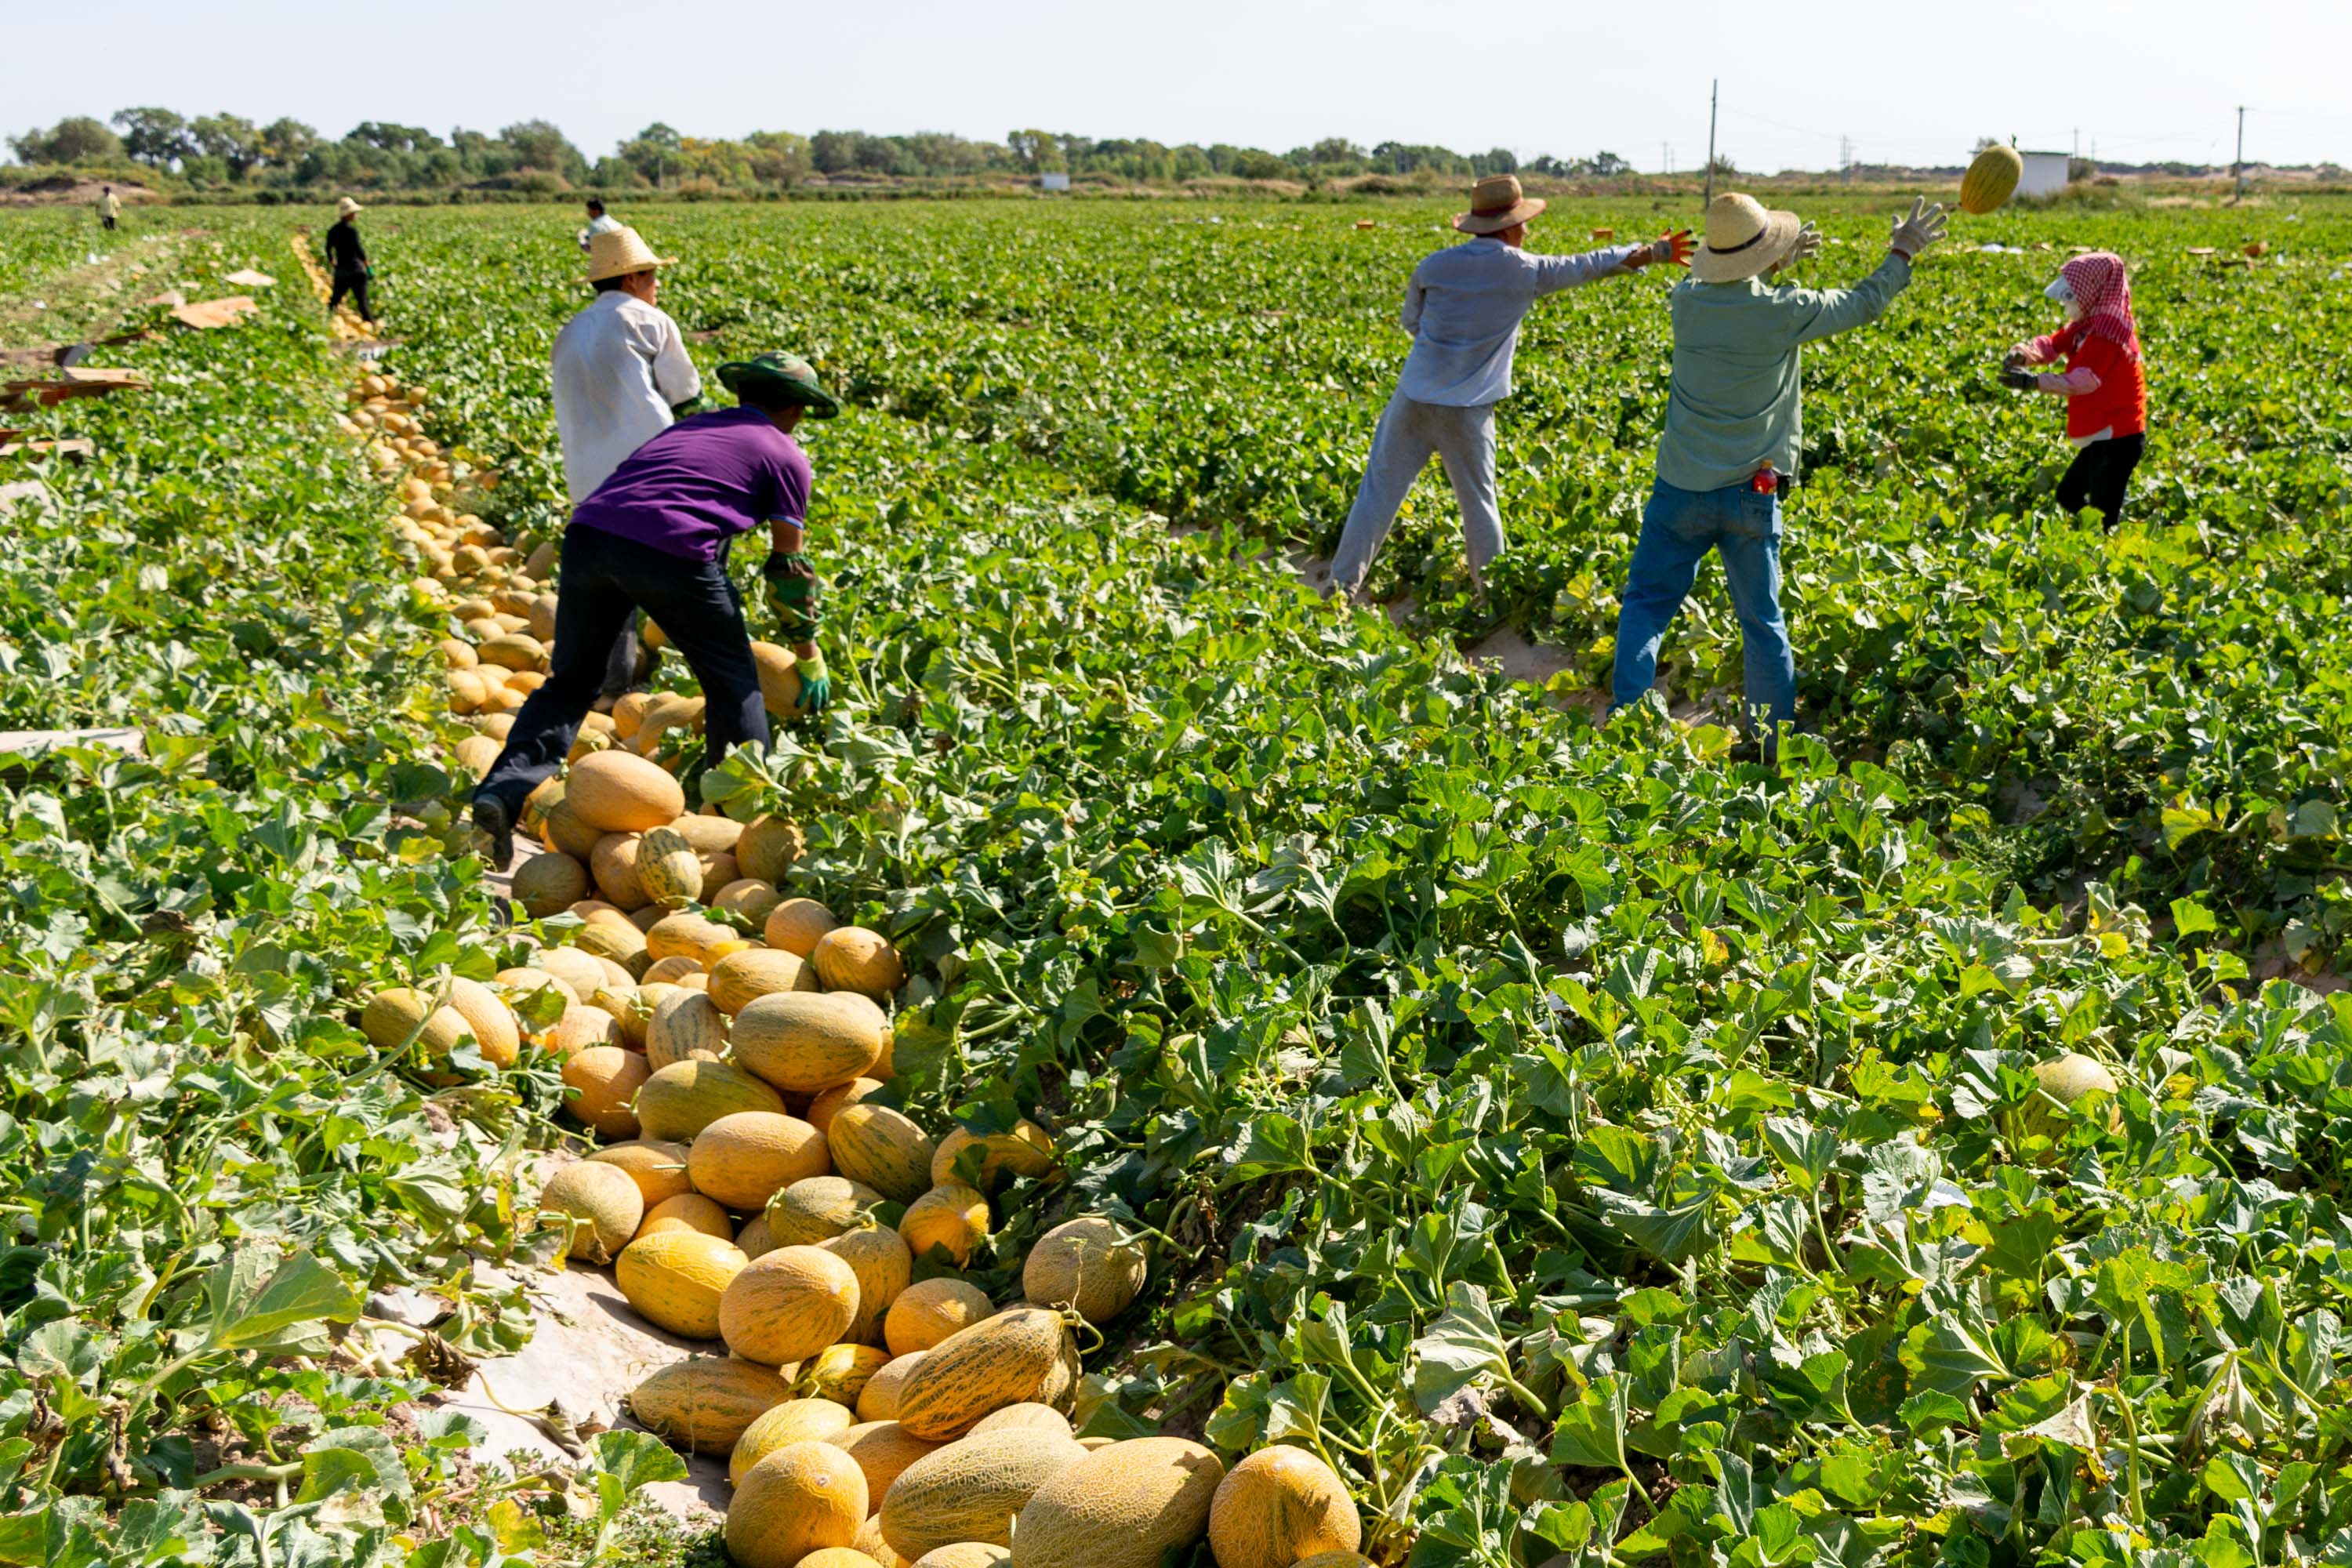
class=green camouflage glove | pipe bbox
[761,550,822,642]
[793,649,831,714]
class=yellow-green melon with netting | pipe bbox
[1962,143,2023,214]
[729,1396,858,1486]
[630,1356,792,1456]
[540,1160,644,1265]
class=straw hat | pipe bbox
[583,225,676,284]
[336,197,362,218]
[1454,173,1546,235]
[1691,193,1803,283]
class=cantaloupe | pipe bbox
[642,956,702,986]
[1008,1438,1226,1568]
[881,1430,1089,1559]
[541,797,604,862]
[532,946,609,1000]
[545,1003,626,1058]
[764,895,837,956]
[629,1356,791,1456]
[798,1548,884,1568]
[1022,1218,1148,1324]
[452,732,503,782]
[646,910,735,965]
[443,976,521,1069]
[808,1077,886,1137]
[541,1160,645,1265]
[511,852,590,917]
[568,750,687,833]
[496,965,580,1012]
[589,833,649,910]
[615,1230,750,1339]
[828,1105,936,1205]
[720,1244,862,1365]
[770,1176,886,1247]
[637,1192,733,1242]
[1287,1553,1374,1568]
[709,947,818,1016]
[856,1516,913,1568]
[822,1225,913,1345]
[667,812,744,855]
[561,1045,648,1138]
[646,989,729,1071]
[733,991,891,1094]
[590,1138,693,1207]
[884,1279,995,1359]
[931,1123,1057,1193]
[729,1397,857,1486]
[636,825,706,909]
[858,1352,927,1421]
[2024,1052,2123,1144]
[359,987,470,1062]
[1206,1447,1363,1568]
[899,1183,990,1268]
[970,1404,1072,1439]
[713,877,784,930]
[737,1213,780,1260]
[1962,143,2024,215]
[912,1548,1007,1568]
[728,1441,869,1568]
[797,1341,893,1407]
[812,927,907,1001]
[829,1421,946,1510]
[635,1060,787,1143]
[689,1111,831,1211]
[575,916,649,977]
[891,1307,1081,1441]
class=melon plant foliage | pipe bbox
[1,191,2350,1566]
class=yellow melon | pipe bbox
[770,1176,887,1247]
[540,797,604,862]
[616,1230,749,1339]
[511,852,589,917]
[589,1138,693,1207]
[568,750,687,833]
[646,910,735,965]
[710,947,818,1016]
[763,896,838,957]
[1022,1218,1148,1325]
[720,1244,862,1365]
[898,1184,989,1269]
[730,1397,858,1486]
[1007,1438,1226,1568]
[821,1225,913,1345]
[544,1003,626,1058]
[970,1403,1073,1439]
[635,1059,787,1143]
[642,956,702,986]
[808,1077,886,1137]
[688,1111,831,1211]
[637,1192,733,1242]
[911,1548,1007,1568]
[443,976,521,1069]
[540,1160,644,1265]
[629,1356,790,1456]
[930,1122,1057,1193]
[856,1517,912,1568]
[667,812,744,855]
[884,1278,995,1359]
[1962,143,2024,215]
[561,1045,648,1138]
[891,1307,1081,1442]
[1206,1446,1363,1568]
[801,1551,886,1568]
[733,991,891,1095]
[797,1341,893,1408]
[532,946,610,1000]
[496,965,580,1012]
[828,1104,936,1205]
[829,1421,945,1510]
[646,989,730,1070]
[1288,1552,1374,1567]
[358,987,469,1063]
[636,825,706,909]
[728,1442,869,1568]
[858,1352,927,1422]
[811,927,907,1001]
[712,877,784,930]
[587,833,650,913]
[736,1212,780,1260]
[880,1429,1088,1559]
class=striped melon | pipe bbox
[730,1397,857,1486]
[646,989,729,1070]
[736,1213,780,1260]
[1007,1438,1226,1568]
[796,1341,893,1406]
[561,1045,648,1138]
[634,1059,786,1143]
[688,1111,831,1211]
[931,1122,1057,1193]
[1287,1555,1374,1568]
[884,1279,995,1359]
[1962,143,2024,214]
[646,911,735,965]
[589,833,649,911]
[597,982,665,1049]
[969,1404,1072,1439]
[627,1355,789,1455]
[1022,1218,1148,1324]
[636,825,706,909]
[589,1138,692,1207]
[858,1352,926,1421]
[913,1549,1008,1568]
[828,1105,936,1204]
[733,991,891,1094]
[712,877,783,930]
[615,1230,750,1339]
[891,1307,1081,1442]
[829,1421,945,1510]
[511,851,589,917]
[880,1430,1089,1559]
[710,947,819,1015]
[575,917,649,977]
[771,1176,887,1247]
[568,750,686,833]
[899,1183,989,1268]
[719,1244,862,1365]
[728,1442,869,1568]
[1207,1446,1363,1568]
[637,1192,733,1242]
[812,927,907,1001]
[545,1003,626,1058]
[821,1225,913,1345]
[808,1077,886,1137]
[763,895,838,956]
[540,1160,644,1265]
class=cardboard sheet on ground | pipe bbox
[172,296,261,331]
[223,269,276,288]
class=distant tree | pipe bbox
[345,122,443,154]
[258,118,318,169]
[1472,147,1518,176]
[745,130,813,185]
[1005,129,1065,172]
[191,113,264,177]
[501,119,585,179]
[809,130,860,175]
[113,107,196,169]
[619,122,684,184]
[1230,147,1287,180]
[9,116,122,165]
[1590,151,1633,177]
[1704,153,1738,176]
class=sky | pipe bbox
[12,0,2352,173]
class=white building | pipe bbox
[2018,151,2073,200]
[1039,172,1071,193]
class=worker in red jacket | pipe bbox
[2002,252,2147,529]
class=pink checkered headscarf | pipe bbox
[2060,252,2140,361]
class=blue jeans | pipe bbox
[1609,479,1796,730]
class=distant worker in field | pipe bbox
[1325,173,1692,599]
[554,224,703,706]
[578,196,623,252]
[96,185,120,232]
[472,353,840,866]
[1609,194,1947,740]
[2000,252,2147,531]
[324,197,374,324]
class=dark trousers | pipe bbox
[474,524,769,818]
[2056,433,2144,529]
[100,216,117,231]
[601,613,645,703]
[328,270,373,322]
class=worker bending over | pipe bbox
[554,224,702,705]
[1609,194,1947,740]
[472,353,837,865]
[1327,173,1691,597]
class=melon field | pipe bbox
[3,193,2352,1568]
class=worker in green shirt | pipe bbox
[1610,193,1947,740]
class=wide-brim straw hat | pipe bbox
[336,197,362,218]
[717,352,841,419]
[1454,173,1547,235]
[583,225,676,284]
[1691,193,1804,283]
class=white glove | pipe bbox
[1784,221,1824,268]
[1889,198,1948,260]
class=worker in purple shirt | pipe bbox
[471,352,837,866]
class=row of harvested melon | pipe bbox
[292,233,379,345]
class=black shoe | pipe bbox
[472,797,514,869]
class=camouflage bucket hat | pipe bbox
[716,352,840,419]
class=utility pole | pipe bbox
[1841,133,1853,183]
[1662,140,1669,176]
[2233,105,2248,201]
[1703,78,1719,209]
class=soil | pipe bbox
[0,177,162,208]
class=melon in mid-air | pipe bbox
[1962,143,2024,214]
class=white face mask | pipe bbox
[2063,298,2084,322]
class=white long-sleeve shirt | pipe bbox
[577,212,623,251]
[550,291,702,503]
[1395,238,1643,406]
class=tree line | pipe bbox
[7,110,1656,193]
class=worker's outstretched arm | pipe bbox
[1531,232,1690,296]
[1784,199,1946,346]
[761,521,829,713]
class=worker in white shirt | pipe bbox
[552,224,703,705]
[577,198,623,252]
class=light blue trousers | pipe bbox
[1610,478,1797,730]
[1329,393,1504,592]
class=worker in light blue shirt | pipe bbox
[1327,173,1690,598]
